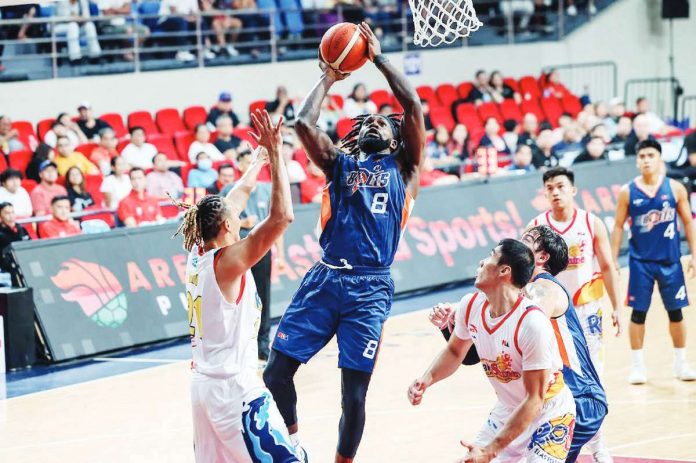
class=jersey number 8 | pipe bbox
[371,193,388,214]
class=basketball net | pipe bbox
[409,0,482,47]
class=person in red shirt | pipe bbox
[541,69,571,99]
[117,167,164,227]
[30,160,68,216]
[38,196,82,239]
[300,160,326,204]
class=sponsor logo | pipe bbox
[277,331,288,341]
[502,340,509,347]
[566,239,587,270]
[528,413,575,460]
[635,204,675,233]
[346,168,391,194]
[481,352,521,383]
[633,198,644,206]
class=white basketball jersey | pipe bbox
[186,246,262,379]
[454,292,566,410]
[532,209,604,306]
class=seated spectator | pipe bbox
[624,114,655,156]
[26,144,55,183]
[0,202,31,276]
[608,97,626,128]
[188,124,225,163]
[573,136,608,164]
[498,0,534,32]
[282,138,307,184]
[157,0,198,62]
[265,86,296,123]
[96,0,150,61]
[213,115,242,159]
[91,127,119,174]
[203,1,241,57]
[489,71,521,104]
[467,70,493,105]
[188,152,218,188]
[594,101,616,135]
[206,163,236,195]
[517,113,539,151]
[44,113,87,148]
[427,126,459,170]
[54,0,103,64]
[76,102,112,141]
[448,124,471,159]
[65,166,95,211]
[501,119,518,154]
[30,161,68,216]
[344,83,378,119]
[610,115,633,147]
[300,161,326,204]
[419,157,459,187]
[508,145,535,173]
[479,118,511,155]
[38,196,82,238]
[553,123,584,155]
[121,126,157,169]
[0,169,33,217]
[54,135,99,176]
[146,153,185,199]
[118,168,163,227]
[101,156,132,208]
[531,129,560,170]
[581,123,611,145]
[552,112,574,144]
[0,115,26,154]
[0,5,42,73]
[635,97,678,135]
[541,69,571,99]
[207,92,241,128]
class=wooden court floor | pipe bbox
[1,265,696,463]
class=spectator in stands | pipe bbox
[498,0,534,33]
[26,144,55,183]
[426,126,458,171]
[77,102,112,141]
[581,123,611,145]
[146,153,184,199]
[667,131,696,182]
[551,112,573,143]
[206,163,235,195]
[117,168,163,227]
[344,83,378,119]
[121,126,157,169]
[157,0,199,62]
[502,119,519,154]
[207,91,241,128]
[30,161,68,216]
[0,202,31,276]
[0,5,42,72]
[65,166,95,211]
[553,123,583,155]
[0,115,26,154]
[188,124,224,163]
[212,115,242,159]
[489,71,521,103]
[97,0,150,61]
[91,127,119,174]
[518,112,539,151]
[573,136,608,164]
[594,101,616,135]
[0,169,33,218]
[448,124,471,159]
[508,144,535,173]
[608,97,626,123]
[101,156,132,208]
[541,69,571,98]
[203,1,241,57]
[479,117,511,155]
[301,160,326,204]
[609,115,632,148]
[54,0,103,64]
[187,152,218,188]
[531,128,559,170]
[467,70,493,105]
[378,103,394,116]
[44,113,87,148]
[635,96,676,135]
[624,114,655,156]
[38,196,82,238]
[266,86,296,123]
[54,135,99,176]
[419,157,459,187]
[282,138,307,185]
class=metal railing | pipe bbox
[541,61,617,103]
[624,77,682,122]
[681,95,696,129]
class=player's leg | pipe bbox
[567,396,608,463]
[263,351,302,434]
[336,368,372,462]
[252,250,272,360]
[574,300,604,375]
[626,258,655,384]
[525,388,576,463]
[191,379,224,462]
[656,261,696,380]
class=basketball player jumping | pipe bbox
[263,23,425,462]
[410,239,576,463]
[175,110,302,462]
[429,226,607,462]
[611,139,696,384]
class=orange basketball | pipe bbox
[320,23,368,73]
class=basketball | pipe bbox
[320,22,368,73]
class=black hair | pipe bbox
[55,134,70,144]
[338,113,402,158]
[194,124,207,134]
[350,83,368,102]
[636,96,647,105]
[636,138,662,155]
[378,103,393,112]
[542,166,575,186]
[129,167,145,177]
[539,121,553,131]
[475,69,486,78]
[237,150,252,160]
[152,152,167,163]
[0,168,23,184]
[503,119,518,132]
[195,152,208,161]
[525,225,569,276]
[217,163,234,173]
[497,239,535,289]
[0,202,13,213]
[99,127,115,138]
[110,156,123,167]
[51,195,70,205]
[129,126,144,136]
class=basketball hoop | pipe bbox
[408,0,483,47]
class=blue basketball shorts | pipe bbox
[627,258,688,312]
[565,395,607,463]
[272,262,394,373]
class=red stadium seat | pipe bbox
[155,108,186,136]
[160,204,180,219]
[21,179,37,194]
[180,163,193,187]
[435,83,458,109]
[503,78,519,93]
[499,99,523,123]
[128,111,159,135]
[232,126,258,147]
[183,106,208,130]
[455,103,483,130]
[477,102,503,125]
[540,97,564,127]
[457,81,473,99]
[11,121,37,149]
[37,118,55,142]
[329,94,344,109]
[390,96,404,113]
[174,131,195,162]
[9,149,33,175]
[520,99,545,123]
[147,133,178,161]
[83,209,115,228]
[336,118,354,139]
[248,100,267,119]
[561,95,582,117]
[429,106,455,132]
[518,76,541,100]
[0,154,7,172]
[294,148,308,168]
[76,143,98,158]
[416,85,437,106]
[369,90,392,110]
[24,223,38,240]
[85,175,104,207]
[99,113,128,138]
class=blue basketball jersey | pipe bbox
[628,177,681,263]
[534,273,606,404]
[318,151,413,268]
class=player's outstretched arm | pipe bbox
[672,179,696,277]
[359,23,425,190]
[610,185,630,268]
[593,215,623,336]
[294,62,348,178]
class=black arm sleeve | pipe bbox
[440,328,481,366]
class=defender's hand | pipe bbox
[428,303,455,331]
[407,377,427,405]
[249,109,283,157]
[359,22,381,61]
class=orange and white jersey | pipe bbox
[453,292,566,411]
[186,246,262,381]
[532,209,604,307]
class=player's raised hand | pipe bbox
[318,57,350,82]
[407,378,427,405]
[428,303,455,331]
[358,22,381,62]
[249,109,283,158]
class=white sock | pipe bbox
[289,432,300,447]
[632,349,644,367]
[674,348,687,364]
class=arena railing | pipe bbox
[680,95,696,129]
[0,0,618,82]
[624,77,683,123]
[541,61,618,103]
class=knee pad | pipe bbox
[668,309,684,323]
[630,310,647,325]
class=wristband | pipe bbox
[374,54,389,67]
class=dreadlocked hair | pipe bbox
[338,113,403,157]
[169,193,230,252]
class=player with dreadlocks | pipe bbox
[263,22,426,463]
[176,109,303,463]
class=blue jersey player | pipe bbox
[611,139,696,384]
[263,23,426,462]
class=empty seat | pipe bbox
[99,113,128,138]
[503,77,519,93]
[156,108,186,136]
[520,99,545,123]
[128,111,159,135]
[455,103,483,129]
[369,90,392,109]
[561,94,582,117]
[174,131,195,162]
[183,106,208,130]
[336,118,354,139]
[499,99,523,123]
[9,149,33,175]
[435,84,458,109]
[416,85,436,105]
[248,100,268,120]
[540,97,564,127]
[329,94,344,109]
[518,75,541,100]
[429,106,455,132]
[147,133,178,161]
[457,82,473,99]
[477,102,503,125]
[37,118,56,141]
